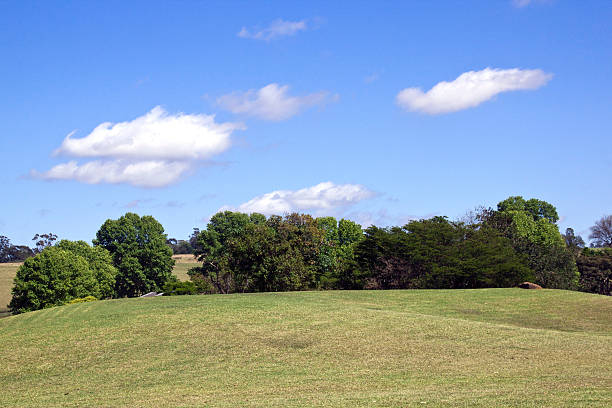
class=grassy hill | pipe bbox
[0,289,610,407]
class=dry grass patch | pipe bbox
[171,254,199,281]
[0,262,20,313]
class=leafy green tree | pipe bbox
[56,240,117,299]
[9,247,101,313]
[497,196,559,223]
[94,213,174,297]
[192,211,327,293]
[316,216,340,288]
[192,211,252,294]
[484,197,577,289]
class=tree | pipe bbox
[32,233,58,254]
[94,213,174,297]
[166,238,194,254]
[0,235,10,262]
[563,227,585,257]
[355,217,531,290]
[191,211,328,293]
[483,197,577,289]
[577,248,612,296]
[56,240,117,299]
[191,211,252,294]
[589,215,612,248]
[8,244,113,314]
[497,196,559,223]
[1,236,33,262]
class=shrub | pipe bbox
[9,247,100,314]
[162,280,199,296]
[67,296,98,304]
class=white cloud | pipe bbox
[33,160,192,188]
[55,106,240,160]
[221,182,375,216]
[396,67,553,115]
[34,107,242,187]
[237,19,307,41]
[217,83,334,121]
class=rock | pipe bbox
[140,291,164,297]
[518,282,542,289]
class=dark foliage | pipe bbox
[577,248,612,296]
[0,235,34,263]
[162,280,199,296]
[355,217,532,290]
[166,238,194,254]
[32,233,58,254]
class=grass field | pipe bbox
[0,262,20,314]
[171,254,199,281]
[0,289,610,407]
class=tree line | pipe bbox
[3,196,612,314]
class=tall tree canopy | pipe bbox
[190,212,364,293]
[355,217,532,290]
[94,213,174,297]
[481,197,577,289]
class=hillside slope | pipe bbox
[1,289,610,407]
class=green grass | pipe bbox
[171,254,199,281]
[0,289,610,407]
[0,262,20,314]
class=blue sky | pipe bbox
[1,0,611,246]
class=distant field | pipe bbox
[172,254,199,281]
[1,289,610,407]
[0,263,20,314]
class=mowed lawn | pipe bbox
[1,289,610,407]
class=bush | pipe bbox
[9,247,101,314]
[67,296,98,304]
[162,280,199,296]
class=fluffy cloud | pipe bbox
[33,160,192,188]
[54,106,239,160]
[217,83,333,121]
[221,182,375,215]
[237,19,307,41]
[35,107,242,187]
[396,68,553,115]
